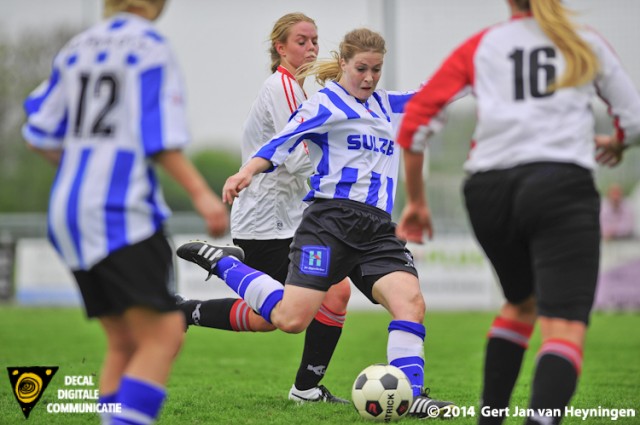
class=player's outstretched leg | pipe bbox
[177,241,283,324]
[176,294,275,332]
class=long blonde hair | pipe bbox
[103,0,166,18]
[269,13,316,73]
[297,28,386,86]
[514,0,599,89]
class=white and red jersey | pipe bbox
[230,66,313,240]
[398,14,640,173]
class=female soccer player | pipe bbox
[177,12,351,404]
[395,1,640,424]
[178,27,455,419]
[22,1,228,423]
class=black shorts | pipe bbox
[73,231,178,318]
[463,162,600,324]
[287,199,418,303]
[232,238,292,284]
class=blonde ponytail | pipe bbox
[531,0,599,89]
[297,52,342,86]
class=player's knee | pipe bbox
[390,291,425,323]
[502,296,536,325]
[275,316,309,334]
[108,334,136,357]
[325,279,351,311]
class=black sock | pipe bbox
[525,354,579,425]
[294,319,342,390]
[179,298,237,330]
[480,338,527,425]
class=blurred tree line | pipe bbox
[1,25,637,221]
[0,26,240,214]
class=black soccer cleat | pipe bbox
[176,241,245,281]
[407,387,456,419]
[288,384,350,404]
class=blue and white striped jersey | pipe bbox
[253,81,414,214]
[22,12,190,270]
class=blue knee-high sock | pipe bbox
[387,320,426,397]
[215,257,283,323]
[98,392,117,425]
[112,376,166,424]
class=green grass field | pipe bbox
[1,307,638,424]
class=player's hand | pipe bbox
[396,202,433,244]
[193,191,229,237]
[222,170,253,205]
[595,134,626,167]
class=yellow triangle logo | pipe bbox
[7,366,58,419]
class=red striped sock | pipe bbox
[229,299,255,332]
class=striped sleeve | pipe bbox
[22,57,68,150]
[397,29,488,152]
[140,44,190,157]
[254,98,332,168]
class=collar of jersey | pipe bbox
[277,65,297,81]
[330,81,371,104]
[510,11,533,20]
[328,81,390,122]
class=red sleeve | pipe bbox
[397,29,488,150]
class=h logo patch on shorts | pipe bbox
[300,246,330,277]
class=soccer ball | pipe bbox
[352,364,413,422]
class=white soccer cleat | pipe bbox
[288,384,350,404]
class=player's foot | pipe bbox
[174,294,201,330]
[176,241,245,281]
[407,388,455,419]
[288,384,350,404]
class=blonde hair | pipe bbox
[269,13,317,73]
[515,0,599,89]
[298,28,386,86]
[103,0,166,18]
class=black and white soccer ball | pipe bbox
[352,364,413,422]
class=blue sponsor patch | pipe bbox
[300,245,330,277]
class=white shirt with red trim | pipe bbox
[398,15,640,173]
[231,66,313,240]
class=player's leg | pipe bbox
[111,308,184,425]
[177,242,324,331]
[177,238,287,332]
[481,298,536,425]
[368,271,455,418]
[289,278,351,403]
[371,271,426,394]
[178,296,275,331]
[464,168,536,425]
[97,316,134,424]
[94,231,185,425]
[523,164,600,425]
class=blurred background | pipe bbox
[1,0,639,310]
